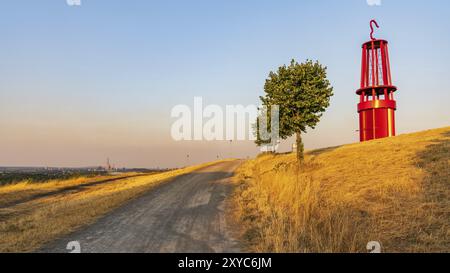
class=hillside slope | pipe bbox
[232,127,449,253]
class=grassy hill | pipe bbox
[231,127,449,253]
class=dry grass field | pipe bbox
[0,160,231,252]
[231,127,449,253]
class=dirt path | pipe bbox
[39,160,242,253]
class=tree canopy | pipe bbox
[258,59,333,162]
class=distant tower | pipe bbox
[106,157,112,171]
[356,20,397,142]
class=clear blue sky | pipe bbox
[0,0,449,167]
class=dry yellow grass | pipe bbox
[0,173,143,208]
[231,127,449,253]
[0,160,231,253]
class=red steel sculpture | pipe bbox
[357,20,397,142]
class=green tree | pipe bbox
[259,59,333,163]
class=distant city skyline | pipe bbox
[1,0,449,168]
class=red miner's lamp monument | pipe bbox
[357,20,397,142]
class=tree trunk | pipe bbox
[296,131,304,163]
